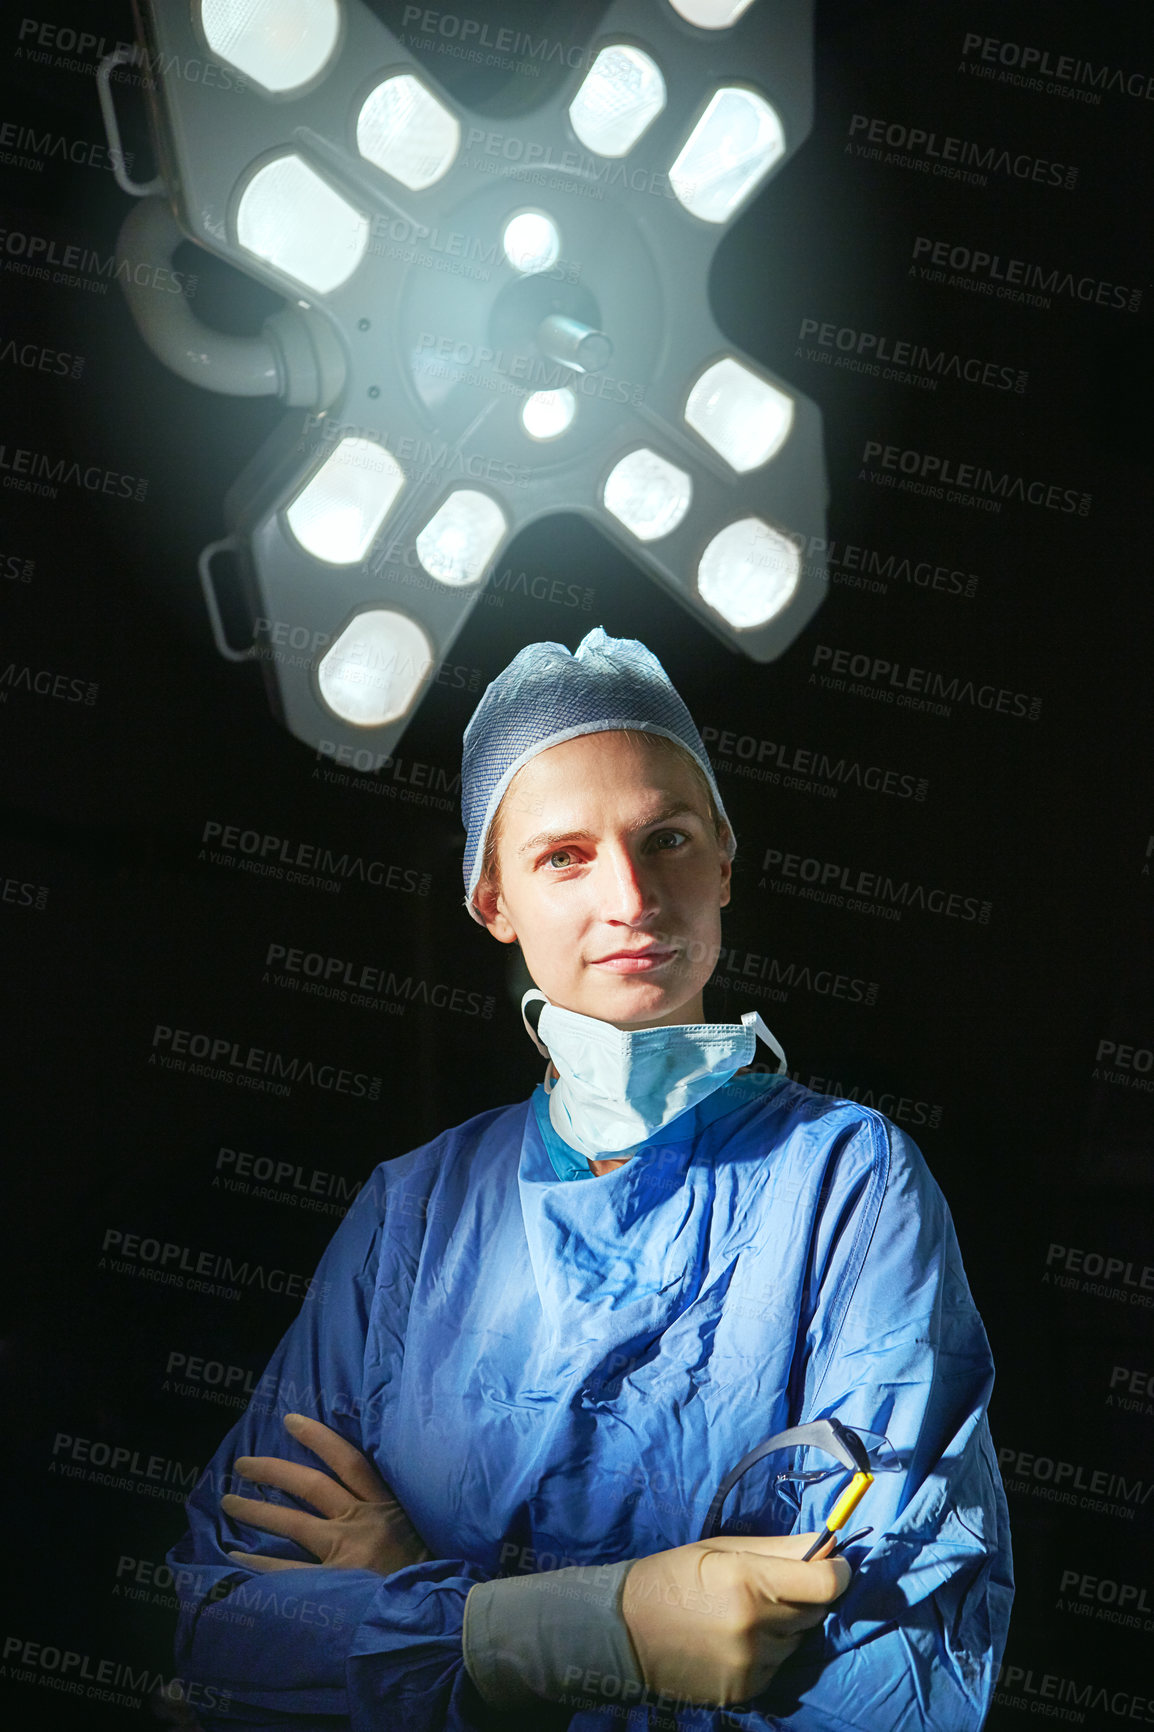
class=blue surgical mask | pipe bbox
[521,989,787,1161]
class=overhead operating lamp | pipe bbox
[100,0,826,765]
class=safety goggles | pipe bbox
[700,1417,900,1542]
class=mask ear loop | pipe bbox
[742,1011,788,1075]
[521,989,550,1056]
[520,990,559,1097]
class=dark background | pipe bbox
[2,0,1151,1725]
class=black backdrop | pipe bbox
[3,1,1152,1726]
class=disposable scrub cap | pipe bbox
[461,626,736,923]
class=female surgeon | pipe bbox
[167,627,1014,1730]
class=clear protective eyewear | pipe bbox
[700,1417,901,1543]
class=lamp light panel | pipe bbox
[667,0,758,29]
[522,388,577,439]
[502,211,562,275]
[285,436,404,563]
[568,45,666,158]
[356,73,460,190]
[670,87,785,222]
[685,357,793,471]
[235,153,368,291]
[603,448,692,540]
[199,0,341,93]
[698,517,800,627]
[317,608,433,725]
[416,490,507,585]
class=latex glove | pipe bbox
[220,1412,431,1576]
[622,1532,852,1707]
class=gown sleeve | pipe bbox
[165,1162,499,1732]
[725,1112,1015,1732]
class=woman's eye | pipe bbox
[651,829,687,851]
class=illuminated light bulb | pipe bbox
[317,609,433,727]
[668,0,757,28]
[670,86,785,222]
[356,74,460,191]
[235,154,367,292]
[568,45,666,157]
[502,211,561,275]
[521,388,576,439]
[603,448,692,540]
[697,518,799,628]
[416,490,507,586]
[685,357,793,471]
[285,437,404,563]
[200,0,341,93]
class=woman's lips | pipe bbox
[591,948,678,973]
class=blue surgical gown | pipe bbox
[167,1073,1014,1729]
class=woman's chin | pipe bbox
[561,972,705,1027]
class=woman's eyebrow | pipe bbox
[633,801,699,832]
[516,803,699,856]
[517,826,595,857]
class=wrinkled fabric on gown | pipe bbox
[168,1074,1013,1730]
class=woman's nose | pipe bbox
[599,847,657,923]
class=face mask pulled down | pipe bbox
[521,989,787,1161]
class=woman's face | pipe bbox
[476,731,732,1028]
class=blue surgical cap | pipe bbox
[461,627,735,922]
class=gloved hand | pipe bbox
[220,1412,431,1576]
[621,1532,852,1706]
[463,1531,852,1712]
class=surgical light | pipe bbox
[668,0,758,28]
[502,211,561,275]
[317,609,432,726]
[685,357,794,471]
[416,491,507,586]
[670,87,785,222]
[568,46,666,158]
[103,0,825,768]
[522,388,576,439]
[356,74,460,190]
[698,518,800,628]
[285,438,404,564]
[199,0,341,93]
[235,154,367,292]
[603,449,692,540]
